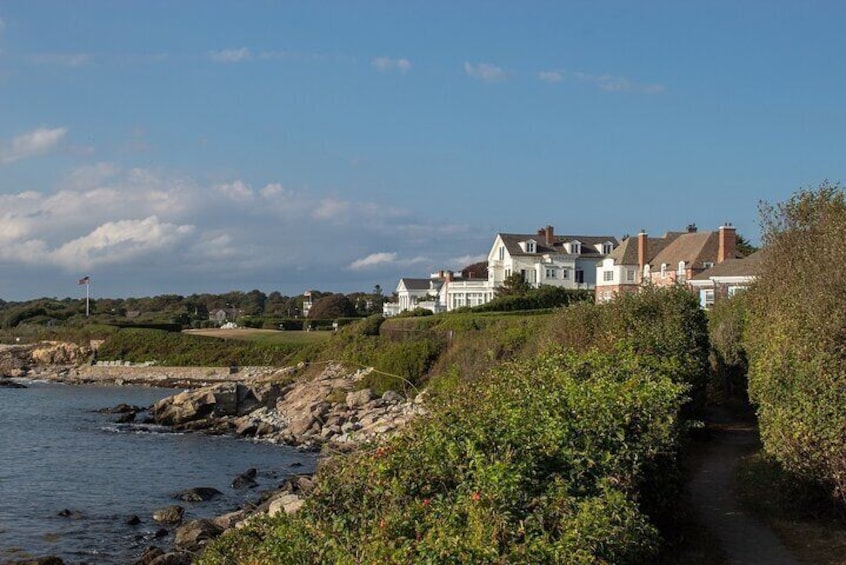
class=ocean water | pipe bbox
[0,380,317,564]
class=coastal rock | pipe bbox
[173,487,222,502]
[148,552,191,565]
[30,342,91,365]
[0,379,27,388]
[173,519,224,551]
[152,505,184,524]
[98,403,142,414]
[267,493,304,517]
[346,388,374,408]
[133,546,164,565]
[126,514,141,525]
[231,468,258,489]
[382,390,404,403]
[7,557,65,565]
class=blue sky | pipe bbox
[1,1,843,300]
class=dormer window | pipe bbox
[569,240,581,254]
[660,263,668,276]
[527,241,536,253]
[602,242,613,255]
[677,261,686,275]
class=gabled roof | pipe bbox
[651,231,743,269]
[691,250,764,280]
[607,233,680,265]
[398,278,435,291]
[497,233,618,258]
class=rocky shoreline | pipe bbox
[1,342,427,564]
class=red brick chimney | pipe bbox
[718,224,736,263]
[544,225,554,246]
[637,231,648,272]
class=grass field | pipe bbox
[184,328,331,345]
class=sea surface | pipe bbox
[0,380,317,564]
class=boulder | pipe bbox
[148,552,191,565]
[0,379,26,388]
[133,546,164,565]
[152,505,184,524]
[153,383,241,427]
[172,487,222,502]
[267,493,304,517]
[97,403,141,414]
[346,388,375,408]
[231,468,258,489]
[287,414,316,436]
[382,390,404,403]
[126,514,141,525]
[173,519,224,551]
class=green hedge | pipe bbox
[96,328,301,366]
[472,286,593,313]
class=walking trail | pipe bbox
[688,406,799,565]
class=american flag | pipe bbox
[78,276,90,285]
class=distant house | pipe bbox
[384,225,617,316]
[209,308,239,324]
[688,250,763,308]
[595,224,744,303]
[301,291,314,318]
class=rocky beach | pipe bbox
[1,342,425,564]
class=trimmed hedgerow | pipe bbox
[199,349,689,564]
[96,328,300,366]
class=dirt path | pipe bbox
[688,407,799,564]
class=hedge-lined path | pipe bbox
[689,406,798,565]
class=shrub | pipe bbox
[308,294,356,319]
[200,349,689,564]
[707,292,750,402]
[746,182,846,504]
[474,286,593,313]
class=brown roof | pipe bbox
[608,232,683,265]
[651,230,743,270]
[691,250,764,280]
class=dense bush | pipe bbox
[746,182,846,504]
[96,328,301,366]
[474,285,593,313]
[308,294,356,319]
[200,349,689,564]
[707,292,750,402]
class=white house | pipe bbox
[487,226,617,291]
[687,250,762,309]
[384,225,617,316]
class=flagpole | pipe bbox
[86,281,90,318]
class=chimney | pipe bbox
[687,223,697,233]
[637,230,648,273]
[544,225,554,246]
[718,223,736,263]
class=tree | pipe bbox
[735,233,758,256]
[307,294,357,319]
[496,273,531,297]
[745,181,846,504]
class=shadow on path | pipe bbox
[688,406,798,565]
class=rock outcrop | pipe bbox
[150,363,427,448]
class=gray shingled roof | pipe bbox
[691,250,764,280]
[399,278,435,291]
[498,233,618,258]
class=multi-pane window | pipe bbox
[545,268,556,278]
[603,270,614,282]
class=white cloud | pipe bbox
[349,252,398,270]
[464,61,506,83]
[48,216,195,269]
[312,198,350,220]
[217,180,255,201]
[259,183,286,198]
[541,68,664,94]
[538,70,564,83]
[28,53,91,67]
[209,47,251,63]
[372,56,412,73]
[1,127,68,164]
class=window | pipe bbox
[498,246,505,260]
[660,263,667,276]
[701,289,715,309]
[575,269,584,284]
[602,242,613,254]
[727,286,748,297]
[545,268,556,278]
[703,261,714,269]
[561,269,569,279]
[570,241,581,254]
[626,269,635,282]
[526,241,536,253]
[603,270,614,282]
